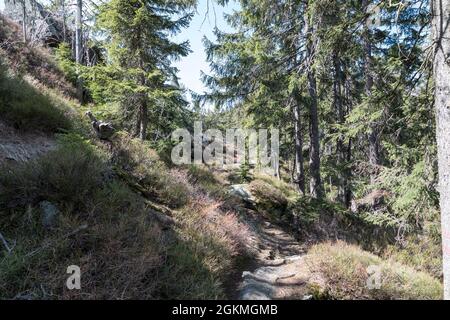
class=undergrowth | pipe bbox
[0,63,71,132]
[305,241,442,300]
[0,132,250,299]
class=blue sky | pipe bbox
[0,0,238,96]
[174,1,238,96]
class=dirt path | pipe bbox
[229,185,311,300]
[0,122,56,164]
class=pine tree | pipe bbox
[84,0,195,140]
[304,0,322,199]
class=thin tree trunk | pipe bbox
[286,1,305,194]
[137,45,148,141]
[432,0,450,300]
[305,3,322,199]
[75,0,83,102]
[345,138,352,206]
[275,163,281,180]
[293,99,306,194]
[61,0,67,43]
[139,99,148,141]
[21,1,27,43]
[308,71,322,199]
[344,64,353,206]
[134,108,142,138]
[333,52,349,205]
[362,0,381,184]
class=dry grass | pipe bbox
[163,194,251,299]
[0,184,165,300]
[249,179,289,217]
[109,137,253,298]
[112,133,192,208]
[305,241,443,300]
[111,137,253,298]
[0,137,164,299]
[0,14,76,98]
[253,173,299,200]
[0,132,252,299]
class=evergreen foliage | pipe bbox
[82,0,196,140]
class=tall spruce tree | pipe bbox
[84,0,195,140]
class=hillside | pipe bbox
[0,6,445,301]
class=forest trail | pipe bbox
[0,121,56,164]
[229,185,311,300]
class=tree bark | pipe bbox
[433,0,450,300]
[61,0,67,43]
[75,0,83,102]
[139,97,148,141]
[21,1,27,43]
[344,63,353,206]
[286,2,305,194]
[293,98,306,194]
[134,110,142,138]
[362,0,381,184]
[305,3,322,199]
[333,52,350,206]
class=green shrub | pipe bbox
[0,134,108,211]
[305,241,443,300]
[254,173,299,200]
[187,165,225,197]
[238,163,252,183]
[250,179,289,216]
[383,235,443,280]
[112,133,191,208]
[0,182,164,299]
[0,63,71,132]
[55,43,77,85]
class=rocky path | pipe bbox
[230,185,311,300]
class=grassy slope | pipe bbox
[305,242,442,300]
[0,113,251,299]
[0,18,251,299]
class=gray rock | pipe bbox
[239,266,278,300]
[229,184,254,203]
[86,111,115,140]
[39,201,59,229]
[4,0,66,45]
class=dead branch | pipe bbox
[0,231,15,254]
